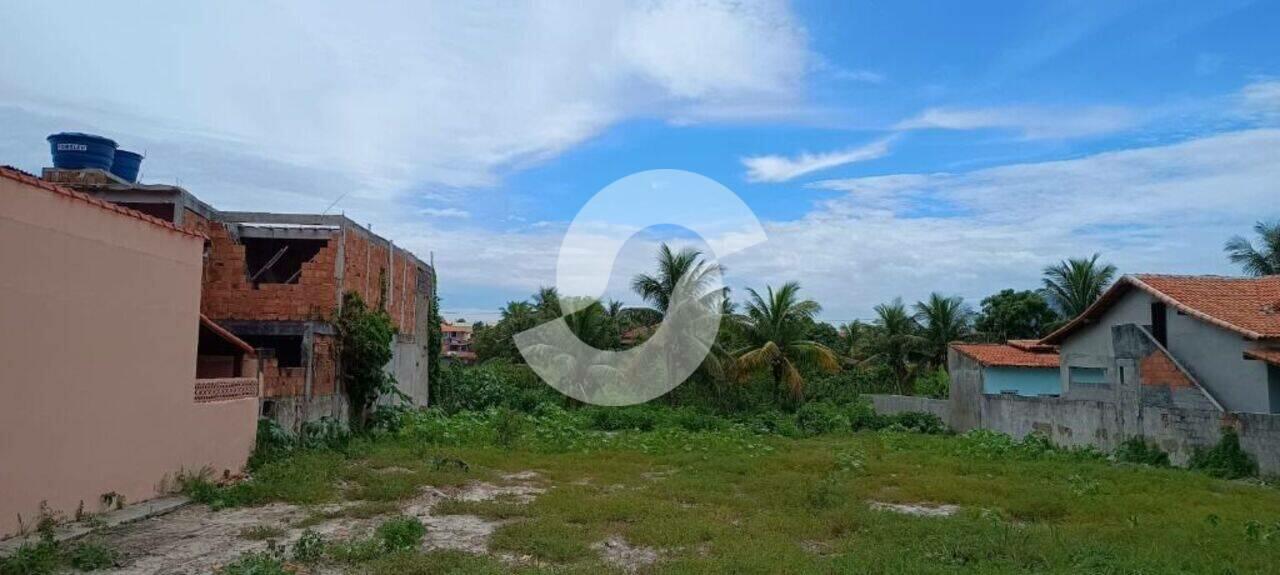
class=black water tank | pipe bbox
[47,132,117,171]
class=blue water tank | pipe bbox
[47,132,118,171]
[110,149,143,183]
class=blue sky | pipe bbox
[2,1,1278,324]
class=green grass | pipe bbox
[207,426,1280,574]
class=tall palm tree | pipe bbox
[631,243,725,316]
[732,282,840,400]
[1225,221,1280,277]
[532,286,562,320]
[1041,254,1117,319]
[865,298,924,392]
[913,293,971,370]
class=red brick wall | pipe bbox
[199,219,339,322]
[1139,350,1195,388]
[340,230,424,334]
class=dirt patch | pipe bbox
[94,504,308,575]
[592,535,660,573]
[84,471,549,573]
[867,501,959,517]
[372,466,414,475]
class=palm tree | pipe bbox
[913,293,971,370]
[837,320,869,363]
[631,244,725,317]
[1225,221,1280,277]
[732,282,841,400]
[531,286,562,320]
[865,298,924,392]
[1041,254,1117,319]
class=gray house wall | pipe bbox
[1059,290,1151,400]
[1166,309,1271,413]
[1058,288,1272,413]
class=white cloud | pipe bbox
[895,105,1137,139]
[1241,80,1280,120]
[752,129,1280,319]
[379,129,1280,322]
[741,136,895,183]
[835,69,885,84]
[419,207,470,219]
[0,0,811,194]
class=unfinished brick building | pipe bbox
[43,168,434,429]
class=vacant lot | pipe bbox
[48,418,1280,574]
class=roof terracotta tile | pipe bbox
[1245,347,1280,367]
[951,343,1060,368]
[1042,274,1280,343]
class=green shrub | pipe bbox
[586,405,659,431]
[376,516,427,551]
[1114,438,1170,467]
[298,417,351,451]
[0,540,59,575]
[176,468,222,506]
[66,543,117,571]
[291,529,325,563]
[326,538,384,563]
[493,408,526,447]
[956,430,1102,461]
[890,411,947,434]
[913,368,950,399]
[1189,428,1257,479]
[795,402,850,436]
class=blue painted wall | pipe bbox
[983,366,1061,396]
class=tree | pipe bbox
[1224,220,1280,277]
[335,292,397,429]
[913,293,971,370]
[732,282,841,400]
[865,298,924,393]
[837,320,869,360]
[473,301,537,362]
[974,289,1060,341]
[631,243,725,317]
[1041,254,1117,319]
[532,286,562,320]
[426,275,442,406]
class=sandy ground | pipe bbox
[87,473,550,574]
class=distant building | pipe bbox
[42,160,435,429]
[943,273,1280,471]
[442,321,476,363]
[950,340,1060,397]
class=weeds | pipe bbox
[375,516,427,551]
[291,529,325,563]
[217,550,288,575]
[1190,428,1257,479]
[65,543,117,571]
[238,525,286,541]
[1114,437,1171,467]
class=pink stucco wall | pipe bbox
[0,174,257,538]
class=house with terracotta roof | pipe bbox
[950,340,1061,397]
[1040,274,1280,414]
[940,273,1280,471]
